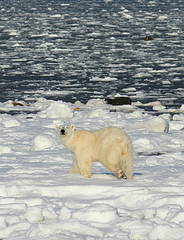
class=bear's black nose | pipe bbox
[60,129,65,135]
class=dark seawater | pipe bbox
[0,0,183,108]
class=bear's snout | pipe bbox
[60,129,65,135]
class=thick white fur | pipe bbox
[55,125,133,179]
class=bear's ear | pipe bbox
[55,125,59,130]
[71,124,75,130]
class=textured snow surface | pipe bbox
[0,99,184,239]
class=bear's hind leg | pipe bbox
[102,162,123,179]
[103,150,133,180]
[116,168,127,179]
[114,160,133,180]
[116,144,134,180]
[121,153,134,180]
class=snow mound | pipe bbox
[133,138,155,152]
[3,119,20,128]
[33,135,56,150]
[88,109,109,118]
[149,225,184,240]
[25,206,43,223]
[43,101,73,119]
[173,114,184,121]
[0,145,12,154]
[126,116,169,132]
[72,204,118,223]
[142,117,169,132]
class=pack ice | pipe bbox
[0,99,184,240]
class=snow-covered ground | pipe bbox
[0,98,184,239]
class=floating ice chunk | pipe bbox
[153,104,166,111]
[122,12,133,18]
[0,64,11,69]
[124,87,137,92]
[25,206,43,223]
[90,76,117,81]
[3,119,20,128]
[173,114,184,121]
[179,104,184,112]
[9,29,20,36]
[162,80,171,84]
[44,101,73,119]
[33,135,56,151]
[72,204,118,223]
[119,8,133,19]
[135,91,146,99]
[142,101,162,107]
[51,14,63,18]
[157,15,168,20]
[48,34,59,38]
[133,72,153,78]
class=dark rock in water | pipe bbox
[26,116,33,119]
[144,35,153,41]
[105,96,131,105]
[13,102,24,106]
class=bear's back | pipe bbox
[94,127,130,145]
[94,127,127,138]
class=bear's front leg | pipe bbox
[69,154,80,173]
[77,157,92,178]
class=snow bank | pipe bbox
[0,98,184,239]
[25,206,43,223]
[72,204,118,223]
[0,145,12,154]
[33,135,56,150]
[3,119,20,128]
[41,101,73,119]
[126,116,169,132]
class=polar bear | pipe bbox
[55,125,133,179]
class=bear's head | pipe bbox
[55,124,75,143]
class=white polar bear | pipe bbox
[55,125,133,179]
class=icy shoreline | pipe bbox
[0,98,184,239]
